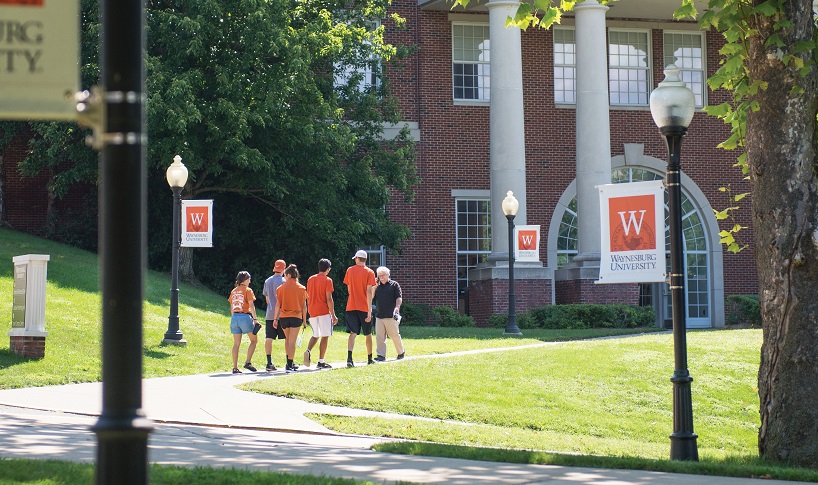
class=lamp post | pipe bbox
[501,191,522,336]
[164,155,188,345]
[649,65,698,461]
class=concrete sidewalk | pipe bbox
[0,357,811,484]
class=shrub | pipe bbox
[486,314,508,328]
[433,306,476,327]
[520,304,655,329]
[400,302,435,326]
[726,294,761,327]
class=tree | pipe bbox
[9,0,417,293]
[454,0,818,467]
[676,0,818,466]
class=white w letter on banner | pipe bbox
[521,234,534,246]
[618,210,647,236]
[190,212,204,225]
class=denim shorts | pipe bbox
[230,313,254,335]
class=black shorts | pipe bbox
[346,310,373,335]
[266,320,286,340]
[279,317,303,329]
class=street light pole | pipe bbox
[92,0,153,482]
[164,155,188,345]
[502,191,521,336]
[650,65,698,461]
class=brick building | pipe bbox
[371,0,757,327]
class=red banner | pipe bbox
[0,0,45,6]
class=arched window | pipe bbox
[555,167,711,327]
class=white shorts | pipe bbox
[309,314,334,338]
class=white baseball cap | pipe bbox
[353,249,368,259]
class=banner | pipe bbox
[181,200,213,248]
[515,225,540,263]
[597,180,665,284]
[0,0,80,120]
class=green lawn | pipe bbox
[246,330,762,461]
[0,227,653,388]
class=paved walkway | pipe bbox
[0,351,809,484]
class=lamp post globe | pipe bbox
[502,191,522,336]
[164,155,189,345]
[650,65,698,461]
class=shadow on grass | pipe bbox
[375,442,818,482]
[0,349,34,370]
[144,348,173,359]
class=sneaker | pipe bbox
[243,362,257,372]
[396,353,405,360]
[232,368,241,374]
[303,349,311,368]
[374,355,386,362]
[368,359,376,365]
[285,364,297,373]
[317,362,332,369]
[265,363,276,372]
[346,360,355,368]
[291,364,299,371]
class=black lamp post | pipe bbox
[501,191,522,336]
[649,65,698,461]
[163,155,188,345]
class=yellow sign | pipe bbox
[0,0,79,120]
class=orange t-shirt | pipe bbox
[275,278,307,318]
[343,264,375,312]
[307,273,334,317]
[228,285,255,314]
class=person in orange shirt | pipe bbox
[304,258,338,369]
[343,250,377,367]
[228,271,259,374]
[273,264,308,373]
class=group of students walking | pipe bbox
[227,249,405,374]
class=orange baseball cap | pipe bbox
[273,260,286,272]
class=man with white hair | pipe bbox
[373,266,405,361]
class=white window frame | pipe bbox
[553,27,576,105]
[663,31,707,108]
[452,22,491,102]
[334,21,382,93]
[608,28,652,106]
[455,196,491,307]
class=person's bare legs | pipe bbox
[285,327,299,361]
[265,337,273,358]
[232,334,242,370]
[245,332,258,365]
[318,336,329,359]
[365,334,373,356]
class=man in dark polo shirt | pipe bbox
[373,266,405,361]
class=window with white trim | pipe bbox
[452,23,491,101]
[456,199,491,304]
[553,27,651,106]
[360,245,386,269]
[663,31,706,107]
[608,29,651,106]
[334,21,381,92]
[553,28,576,104]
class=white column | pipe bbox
[573,0,611,265]
[488,0,527,260]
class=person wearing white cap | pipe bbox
[343,249,377,367]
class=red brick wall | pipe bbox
[383,11,758,319]
[468,277,552,326]
[555,280,639,305]
[9,335,46,359]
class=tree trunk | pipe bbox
[178,246,201,285]
[748,0,818,466]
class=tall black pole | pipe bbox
[164,186,184,342]
[504,214,521,335]
[662,126,698,461]
[92,0,153,483]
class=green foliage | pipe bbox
[399,301,434,326]
[714,185,750,253]
[432,306,476,327]
[14,0,418,298]
[489,304,655,330]
[726,294,762,327]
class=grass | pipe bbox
[0,458,394,484]
[241,329,818,481]
[0,227,652,388]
